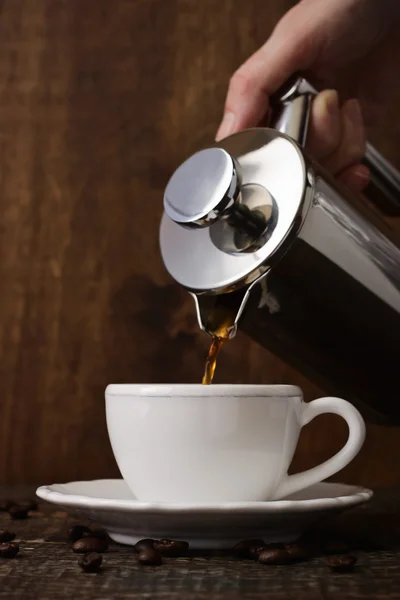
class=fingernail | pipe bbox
[216,112,236,141]
[345,99,363,128]
[339,164,370,194]
[352,164,370,184]
[324,90,339,116]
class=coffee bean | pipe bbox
[233,539,265,558]
[323,540,350,555]
[0,531,15,543]
[249,543,268,559]
[18,499,38,512]
[326,555,357,573]
[258,548,293,565]
[8,506,28,520]
[0,500,13,512]
[72,537,109,554]
[134,538,157,553]
[68,525,92,542]
[82,528,109,541]
[137,547,162,566]
[28,499,39,512]
[285,543,309,562]
[0,542,19,558]
[78,552,103,572]
[153,539,189,556]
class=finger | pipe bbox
[215,58,267,141]
[306,90,341,162]
[337,164,370,194]
[216,7,321,140]
[324,98,366,175]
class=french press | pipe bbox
[159,75,400,425]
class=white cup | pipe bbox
[105,384,365,504]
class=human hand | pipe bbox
[216,0,400,193]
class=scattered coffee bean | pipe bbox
[326,555,357,573]
[82,528,109,541]
[323,540,350,555]
[258,548,293,565]
[78,552,103,573]
[18,499,38,512]
[0,500,13,512]
[134,538,157,553]
[249,543,268,559]
[0,531,15,543]
[0,542,19,558]
[137,547,162,566]
[8,506,28,520]
[233,539,266,558]
[154,539,189,556]
[72,537,109,554]
[285,543,309,562]
[68,525,92,542]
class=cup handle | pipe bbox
[272,397,366,500]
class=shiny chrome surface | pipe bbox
[365,143,400,195]
[209,183,276,254]
[239,168,400,423]
[160,129,311,292]
[363,143,400,216]
[190,283,255,339]
[270,74,400,214]
[163,143,283,255]
[270,93,312,146]
[163,147,240,227]
[159,73,400,423]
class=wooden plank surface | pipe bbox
[0,0,399,488]
[1,485,400,599]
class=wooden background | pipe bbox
[0,0,399,487]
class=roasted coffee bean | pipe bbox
[250,542,286,559]
[233,539,265,558]
[154,539,189,556]
[285,543,309,562]
[8,506,28,520]
[0,500,13,512]
[72,537,109,554]
[78,552,103,572]
[8,498,38,512]
[0,542,19,558]
[249,544,268,559]
[137,547,162,566]
[82,528,108,541]
[134,538,157,553]
[258,548,293,565]
[326,555,357,573]
[16,499,38,512]
[68,525,92,543]
[0,531,15,543]
[323,540,350,555]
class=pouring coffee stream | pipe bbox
[160,75,400,422]
[202,337,225,385]
[201,304,237,384]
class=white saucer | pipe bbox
[36,479,372,549]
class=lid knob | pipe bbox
[163,148,240,228]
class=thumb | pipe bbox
[216,7,320,140]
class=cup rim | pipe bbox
[105,384,302,398]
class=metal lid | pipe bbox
[164,148,240,227]
[160,129,309,293]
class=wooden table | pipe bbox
[1,485,400,599]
